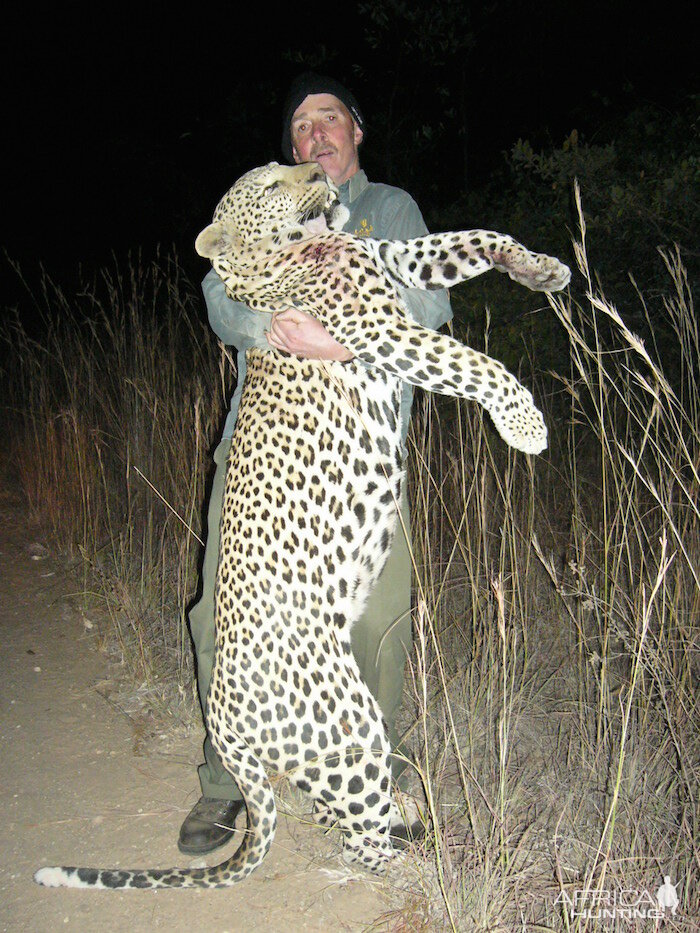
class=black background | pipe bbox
[2,1,695,301]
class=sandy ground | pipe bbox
[0,502,397,932]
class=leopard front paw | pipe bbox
[488,396,548,455]
[507,252,571,292]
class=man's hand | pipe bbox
[266,309,354,361]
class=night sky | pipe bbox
[3,1,695,306]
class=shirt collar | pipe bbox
[338,169,368,206]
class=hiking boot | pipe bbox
[177,796,246,855]
[390,791,427,850]
[390,817,427,849]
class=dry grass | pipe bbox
[1,199,697,928]
[394,192,698,929]
[1,252,232,699]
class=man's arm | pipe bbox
[266,192,451,359]
[202,268,267,346]
[204,264,353,362]
[266,310,353,360]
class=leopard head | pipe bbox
[195,161,349,259]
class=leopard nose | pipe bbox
[307,164,325,183]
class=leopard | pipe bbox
[35,161,570,889]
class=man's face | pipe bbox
[290,93,363,186]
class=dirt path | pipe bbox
[0,503,393,932]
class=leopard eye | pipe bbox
[262,181,280,196]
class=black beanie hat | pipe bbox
[281,72,365,162]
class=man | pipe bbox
[179,73,452,855]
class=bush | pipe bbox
[437,100,699,376]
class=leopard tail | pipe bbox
[34,749,276,889]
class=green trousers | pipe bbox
[188,437,413,800]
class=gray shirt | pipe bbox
[202,169,452,440]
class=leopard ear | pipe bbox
[195,222,233,258]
